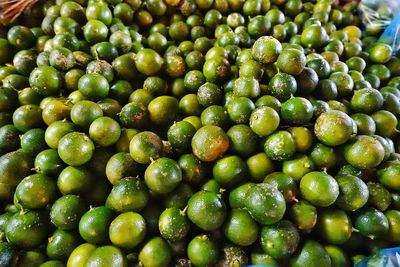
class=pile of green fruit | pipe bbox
[1,0,400,266]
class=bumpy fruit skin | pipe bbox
[300,172,339,207]
[79,206,114,245]
[264,131,296,161]
[335,175,369,211]
[135,49,164,76]
[316,209,352,245]
[187,191,227,231]
[277,48,306,75]
[158,207,190,242]
[129,131,163,164]
[344,135,385,169]
[138,237,172,267]
[84,246,128,267]
[144,157,182,194]
[251,36,282,64]
[378,162,400,191]
[29,66,63,96]
[314,110,356,146]
[3,0,400,264]
[58,132,95,166]
[187,235,218,267]
[191,125,229,162]
[291,240,332,267]
[5,211,49,249]
[245,183,286,225]
[250,106,280,137]
[354,208,389,239]
[224,209,259,246]
[260,220,300,259]
[109,212,146,249]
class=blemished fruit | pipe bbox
[1,0,400,265]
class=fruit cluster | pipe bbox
[0,0,400,266]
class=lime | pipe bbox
[191,125,229,162]
[78,73,109,101]
[46,229,81,261]
[343,135,385,169]
[354,208,389,239]
[251,247,279,266]
[85,246,127,267]
[144,157,182,194]
[288,200,317,232]
[316,208,352,245]
[57,166,94,195]
[167,121,196,154]
[268,72,298,101]
[213,155,247,188]
[350,113,376,135]
[325,245,351,267]
[329,72,354,97]
[249,106,280,136]
[34,149,65,176]
[67,243,97,267]
[223,209,259,246]
[45,121,76,149]
[367,182,391,211]
[158,207,189,242]
[300,171,339,207]
[109,212,146,250]
[277,48,306,75]
[291,240,331,267]
[70,100,103,128]
[15,174,57,209]
[138,237,172,267]
[264,130,296,161]
[385,210,400,242]
[58,132,95,166]
[245,183,286,225]
[260,220,300,259]
[378,161,400,191]
[5,211,48,249]
[106,177,149,213]
[50,195,88,230]
[371,110,398,138]
[335,174,369,211]
[301,25,329,48]
[350,88,383,114]
[129,131,163,164]
[187,235,218,267]
[227,124,259,157]
[148,96,179,126]
[251,36,282,64]
[246,153,275,182]
[369,43,392,64]
[281,97,313,125]
[79,206,115,245]
[229,183,255,209]
[187,191,226,231]
[233,77,260,99]
[314,110,355,146]
[29,66,63,96]
[135,48,164,76]
[282,154,315,182]
[89,117,121,147]
[264,172,299,203]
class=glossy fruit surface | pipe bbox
[0,0,400,265]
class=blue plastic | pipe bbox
[379,14,400,52]
[359,0,400,52]
[355,247,400,267]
